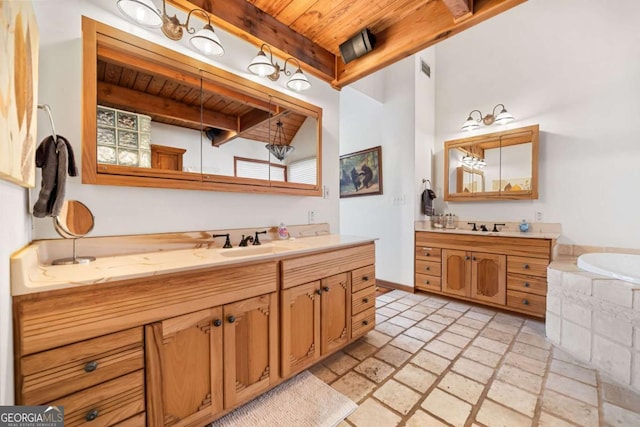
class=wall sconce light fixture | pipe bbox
[461,154,486,169]
[248,44,311,92]
[461,103,514,131]
[266,120,295,161]
[117,0,224,56]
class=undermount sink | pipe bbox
[218,245,284,258]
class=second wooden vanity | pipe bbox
[12,236,375,426]
[415,229,555,318]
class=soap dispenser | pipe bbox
[277,222,289,239]
[519,219,530,233]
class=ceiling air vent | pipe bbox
[421,60,431,78]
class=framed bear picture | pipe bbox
[339,146,382,198]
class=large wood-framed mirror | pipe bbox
[82,17,322,196]
[444,124,539,201]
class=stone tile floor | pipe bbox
[309,289,640,427]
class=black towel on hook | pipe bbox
[33,135,78,218]
[421,188,436,216]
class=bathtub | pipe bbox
[577,253,640,285]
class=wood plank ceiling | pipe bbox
[171,0,527,89]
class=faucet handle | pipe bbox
[253,230,267,245]
[492,223,506,233]
[467,222,478,231]
[212,233,233,248]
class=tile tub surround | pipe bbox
[547,259,640,394]
[314,290,640,426]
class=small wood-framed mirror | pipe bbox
[52,200,96,265]
[444,125,539,201]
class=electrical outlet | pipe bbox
[308,210,316,224]
[536,211,543,221]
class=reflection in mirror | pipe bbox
[52,200,96,265]
[444,125,539,201]
[84,17,323,195]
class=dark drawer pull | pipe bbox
[472,256,477,261]
[424,280,430,285]
[85,409,99,422]
[424,267,430,271]
[363,320,369,326]
[523,264,530,269]
[524,282,530,288]
[84,361,98,372]
[424,252,430,256]
[316,289,322,295]
[323,286,330,292]
[213,319,222,327]
[362,275,369,281]
[465,256,470,260]
[227,315,236,323]
[522,299,529,305]
[363,298,369,303]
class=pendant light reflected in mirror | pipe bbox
[265,120,294,161]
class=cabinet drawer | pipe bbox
[507,290,546,317]
[352,307,375,338]
[352,286,376,315]
[48,370,145,427]
[415,273,441,292]
[281,243,375,289]
[352,265,375,293]
[114,413,145,427]
[507,274,547,296]
[416,259,441,277]
[20,328,143,404]
[415,246,442,261]
[507,256,549,278]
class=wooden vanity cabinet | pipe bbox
[415,231,553,318]
[280,243,375,377]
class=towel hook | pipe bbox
[38,104,57,139]
[422,178,432,189]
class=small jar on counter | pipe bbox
[431,214,444,228]
[445,213,458,229]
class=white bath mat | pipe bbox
[210,370,357,427]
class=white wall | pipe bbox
[340,55,422,286]
[32,0,340,239]
[434,0,640,247]
[0,182,31,404]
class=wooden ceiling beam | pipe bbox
[170,0,337,84]
[97,82,238,131]
[333,0,526,88]
[442,0,474,22]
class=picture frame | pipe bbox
[339,146,383,198]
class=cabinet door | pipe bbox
[281,281,321,377]
[223,293,278,408]
[145,308,223,427]
[442,249,471,297]
[321,273,351,354]
[471,252,506,305]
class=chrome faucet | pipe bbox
[239,235,254,247]
[212,233,232,248]
[253,230,267,245]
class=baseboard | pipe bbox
[376,279,414,294]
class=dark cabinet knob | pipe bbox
[425,252,430,256]
[424,280,430,285]
[84,361,98,372]
[213,319,222,327]
[362,276,369,281]
[227,315,236,324]
[363,298,369,303]
[316,289,322,295]
[363,320,369,325]
[472,256,477,261]
[524,282,530,288]
[425,266,430,271]
[323,286,330,292]
[465,256,470,261]
[85,409,99,422]
[523,264,530,269]
[522,299,530,305]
